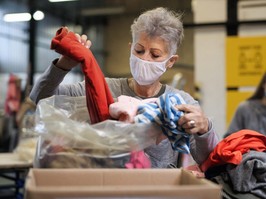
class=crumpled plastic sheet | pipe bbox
[34,95,161,168]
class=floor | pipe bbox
[0,167,29,199]
[0,175,21,199]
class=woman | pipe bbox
[30,7,218,168]
[225,72,266,137]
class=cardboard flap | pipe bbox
[25,168,221,199]
[30,168,182,186]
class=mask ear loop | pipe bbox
[165,55,175,68]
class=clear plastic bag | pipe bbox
[34,95,161,168]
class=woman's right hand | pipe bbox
[55,29,92,71]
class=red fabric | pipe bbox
[4,74,21,115]
[200,129,266,172]
[51,27,114,124]
[125,151,151,169]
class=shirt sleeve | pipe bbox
[29,59,85,104]
[189,118,220,165]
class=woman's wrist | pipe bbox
[55,56,77,71]
[197,117,210,135]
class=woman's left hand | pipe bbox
[175,104,209,135]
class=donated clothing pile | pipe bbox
[200,130,266,199]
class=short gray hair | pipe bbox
[130,7,184,55]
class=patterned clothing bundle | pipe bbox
[135,93,190,153]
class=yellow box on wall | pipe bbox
[226,36,266,87]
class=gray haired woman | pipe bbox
[30,7,218,168]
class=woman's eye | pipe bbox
[135,50,143,54]
[152,54,160,59]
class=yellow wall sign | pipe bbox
[226,36,266,87]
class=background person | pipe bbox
[225,72,266,138]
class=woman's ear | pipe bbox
[128,42,132,49]
[167,55,179,69]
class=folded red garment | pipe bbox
[51,27,114,124]
[200,129,266,172]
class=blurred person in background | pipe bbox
[225,72,266,138]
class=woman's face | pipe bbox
[132,32,170,62]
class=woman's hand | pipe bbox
[175,104,209,135]
[55,27,92,71]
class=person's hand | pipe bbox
[184,164,205,178]
[55,27,92,71]
[155,133,167,145]
[175,104,209,135]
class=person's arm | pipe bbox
[168,88,219,165]
[189,119,219,165]
[29,59,68,103]
[30,29,92,104]
[29,58,86,104]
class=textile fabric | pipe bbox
[51,27,114,124]
[227,151,266,198]
[109,95,157,123]
[135,93,190,153]
[125,151,151,168]
[200,129,266,172]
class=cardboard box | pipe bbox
[25,168,221,199]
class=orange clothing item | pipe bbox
[51,27,114,124]
[200,129,266,172]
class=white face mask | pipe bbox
[130,53,172,85]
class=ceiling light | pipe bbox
[3,13,31,22]
[49,0,79,2]
[33,10,45,21]
[3,11,45,22]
